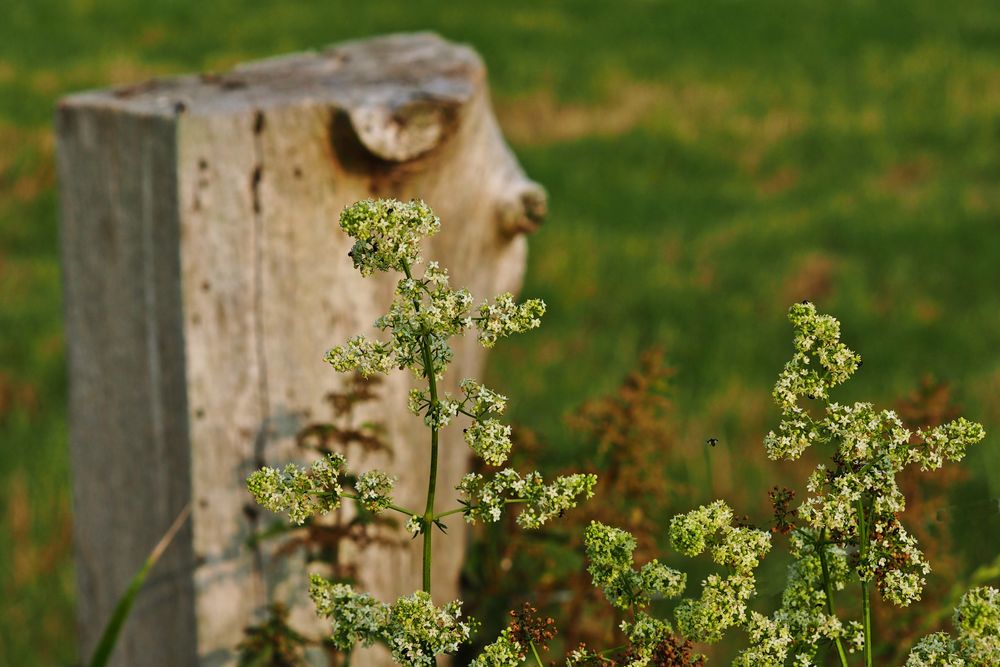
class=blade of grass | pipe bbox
[87,503,192,667]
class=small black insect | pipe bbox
[706,437,719,447]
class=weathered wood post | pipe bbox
[58,32,545,666]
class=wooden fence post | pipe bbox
[57,32,545,666]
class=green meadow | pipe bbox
[2,1,999,664]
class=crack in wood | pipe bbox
[248,108,270,611]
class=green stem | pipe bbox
[433,498,528,521]
[341,493,415,519]
[402,259,440,595]
[857,499,873,667]
[817,530,850,667]
[419,339,439,595]
[422,433,439,593]
[529,641,544,667]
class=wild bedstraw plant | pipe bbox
[569,303,997,666]
[246,199,596,664]
[246,199,998,666]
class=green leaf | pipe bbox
[87,504,191,667]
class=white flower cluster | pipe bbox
[566,646,592,664]
[667,501,771,644]
[953,586,1000,664]
[339,199,440,276]
[766,303,985,608]
[464,418,513,466]
[733,612,793,666]
[476,293,546,348]
[764,302,860,461]
[324,336,395,378]
[461,378,508,416]
[469,627,524,667]
[329,203,546,383]
[355,469,396,513]
[407,388,426,416]
[431,398,462,429]
[310,575,476,665]
[584,521,686,611]
[374,271,473,378]
[906,586,1000,667]
[741,531,859,664]
[619,612,675,666]
[457,469,597,529]
[797,451,927,609]
[246,453,345,525]
[409,391,462,429]
[667,499,734,556]
[310,577,386,649]
[825,401,911,465]
[386,591,477,665]
[407,388,464,428]
[405,514,423,536]
[460,379,511,464]
[780,301,860,407]
[674,572,756,645]
[913,418,986,471]
[408,379,512,462]
[906,633,967,666]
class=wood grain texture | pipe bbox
[58,33,545,666]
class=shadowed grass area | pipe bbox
[2,1,1000,664]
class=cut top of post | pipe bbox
[59,32,485,162]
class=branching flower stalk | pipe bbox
[573,302,995,667]
[398,256,443,593]
[246,199,595,664]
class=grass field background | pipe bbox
[2,1,1000,664]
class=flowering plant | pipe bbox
[246,198,595,665]
[246,200,998,666]
[567,303,996,667]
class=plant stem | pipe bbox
[433,498,528,521]
[433,507,468,520]
[422,385,439,594]
[817,530,850,667]
[341,493,415,519]
[529,641,544,667]
[857,498,873,667]
[402,259,440,595]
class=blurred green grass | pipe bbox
[2,1,1000,664]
